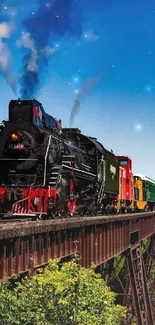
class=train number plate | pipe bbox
[9,144,24,150]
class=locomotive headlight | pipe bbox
[11,132,20,142]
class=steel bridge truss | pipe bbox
[106,235,155,325]
[0,212,155,325]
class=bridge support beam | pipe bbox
[144,235,155,318]
[126,244,154,325]
[105,238,155,325]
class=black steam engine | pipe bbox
[0,99,119,218]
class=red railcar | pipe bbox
[116,156,133,211]
[119,166,126,200]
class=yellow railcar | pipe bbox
[133,175,147,210]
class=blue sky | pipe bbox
[0,0,155,177]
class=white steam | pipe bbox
[0,22,16,93]
[16,33,54,72]
[16,32,38,72]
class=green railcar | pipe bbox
[144,179,155,202]
[93,138,119,195]
[104,148,119,195]
[88,138,119,195]
[135,174,155,208]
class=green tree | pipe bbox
[0,257,126,325]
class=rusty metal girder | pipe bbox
[125,245,154,325]
[0,222,128,281]
[144,235,155,319]
[102,236,155,325]
[0,230,79,280]
[0,212,155,282]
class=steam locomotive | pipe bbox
[0,99,119,218]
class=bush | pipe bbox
[0,257,126,325]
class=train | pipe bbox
[0,98,155,219]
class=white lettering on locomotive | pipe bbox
[110,164,116,176]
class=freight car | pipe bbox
[0,99,119,218]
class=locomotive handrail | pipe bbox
[1,158,38,160]
[43,135,52,186]
[62,164,97,176]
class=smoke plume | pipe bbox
[70,72,103,125]
[0,22,16,93]
[18,0,82,99]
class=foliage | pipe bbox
[142,237,150,254]
[113,255,126,276]
[0,257,126,325]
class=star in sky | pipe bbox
[84,29,99,41]
[134,123,143,132]
[144,84,153,93]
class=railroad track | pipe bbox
[0,210,154,225]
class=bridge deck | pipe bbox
[0,212,155,281]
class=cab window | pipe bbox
[120,161,128,165]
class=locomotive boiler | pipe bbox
[0,99,119,218]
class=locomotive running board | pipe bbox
[2,213,38,218]
[0,158,38,161]
[1,212,47,218]
[11,213,38,216]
